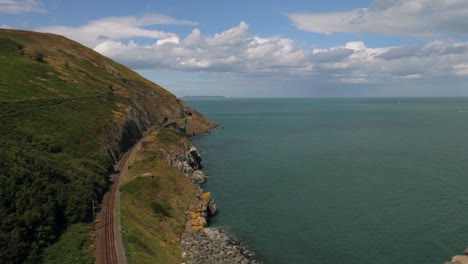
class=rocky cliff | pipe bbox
[98,81,217,162]
[0,28,216,160]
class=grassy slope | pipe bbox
[0,30,121,263]
[0,30,132,155]
[121,129,199,264]
[42,223,94,264]
[0,29,214,263]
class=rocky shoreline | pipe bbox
[445,252,468,264]
[181,227,257,264]
[163,140,259,264]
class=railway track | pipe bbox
[96,129,156,264]
[101,175,118,264]
[97,150,132,264]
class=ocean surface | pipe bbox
[187,98,468,264]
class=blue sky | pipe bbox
[2,0,468,97]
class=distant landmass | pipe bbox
[182,96,226,99]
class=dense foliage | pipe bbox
[0,136,111,263]
[0,32,116,263]
[43,223,95,264]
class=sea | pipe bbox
[186,98,468,264]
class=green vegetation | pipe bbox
[0,28,212,263]
[0,29,183,263]
[149,200,173,217]
[120,132,198,264]
[0,31,119,263]
[0,133,111,263]
[34,52,45,63]
[43,223,94,264]
[154,128,184,144]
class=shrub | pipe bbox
[17,44,24,55]
[34,52,45,63]
[149,201,172,217]
[155,128,182,144]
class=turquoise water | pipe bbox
[188,98,468,264]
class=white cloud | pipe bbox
[38,14,197,47]
[339,77,369,84]
[0,0,46,14]
[93,22,312,76]
[404,74,423,79]
[1,24,12,29]
[288,0,468,38]
[453,64,468,76]
[156,36,180,45]
[38,14,468,85]
[91,21,468,84]
[207,21,249,46]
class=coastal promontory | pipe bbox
[0,28,216,263]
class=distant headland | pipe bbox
[182,96,226,99]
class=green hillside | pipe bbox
[0,29,215,263]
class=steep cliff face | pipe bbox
[99,81,216,162]
[157,131,208,184]
[151,129,218,233]
[0,28,217,161]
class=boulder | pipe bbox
[192,225,204,232]
[208,199,217,216]
[201,192,211,201]
[191,170,206,184]
[141,172,153,178]
[191,216,207,227]
[189,202,208,212]
[187,147,203,170]
[186,192,217,231]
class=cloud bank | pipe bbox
[0,0,46,14]
[94,23,468,84]
[39,13,468,85]
[39,14,197,47]
[288,0,468,38]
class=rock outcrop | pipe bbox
[159,132,259,263]
[160,141,217,232]
[186,191,217,232]
[445,254,468,264]
[181,227,257,264]
[162,145,208,184]
[157,137,218,231]
[102,102,216,163]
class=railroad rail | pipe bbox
[97,149,132,264]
